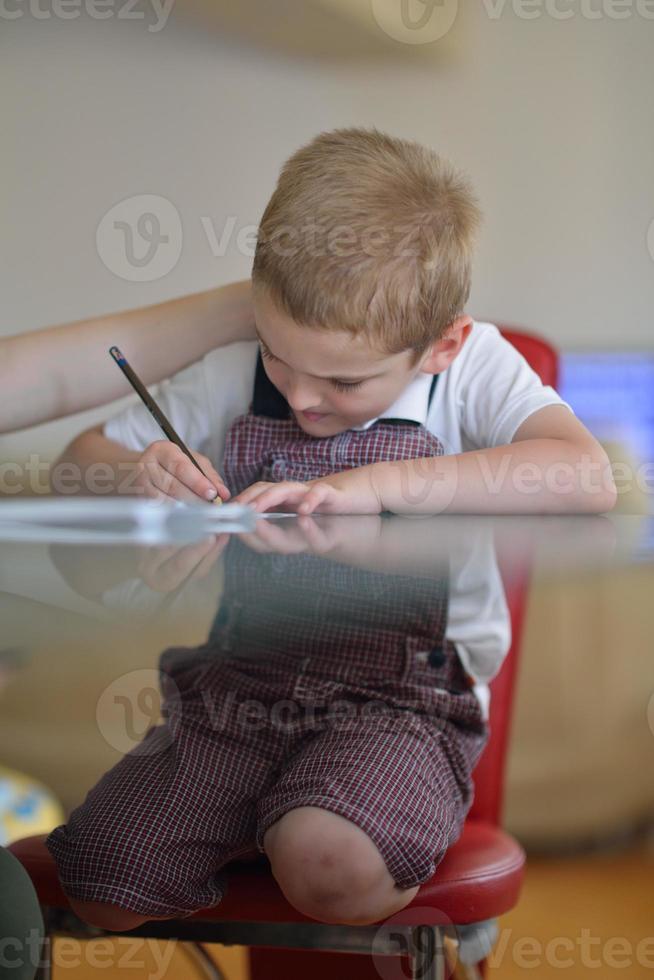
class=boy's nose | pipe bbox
[285,379,324,413]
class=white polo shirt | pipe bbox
[104,320,572,720]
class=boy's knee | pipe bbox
[264,805,413,924]
[68,898,168,932]
[279,869,418,925]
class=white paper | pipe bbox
[0,497,258,543]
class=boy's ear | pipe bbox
[419,316,473,374]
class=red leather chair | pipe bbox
[8,326,559,980]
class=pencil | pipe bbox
[108,346,222,505]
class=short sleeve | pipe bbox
[103,359,212,454]
[458,323,574,449]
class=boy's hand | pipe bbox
[239,513,382,557]
[137,534,229,591]
[135,441,231,504]
[231,465,383,515]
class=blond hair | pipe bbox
[252,127,482,363]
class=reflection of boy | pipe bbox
[49,530,489,926]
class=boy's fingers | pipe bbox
[232,482,272,506]
[251,521,300,553]
[297,515,331,552]
[212,532,231,558]
[148,461,210,503]
[137,545,176,580]
[144,537,221,591]
[170,457,223,501]
[238,531,272,553]
[165,538,218,581]
[194,454,231,501]
[139,456,189,502]
[297,485,330,515]
[150,446,225,502]
[250,483,309,512]
[141,483,170,505]
[140,548,199,592]
[184,536,225,580]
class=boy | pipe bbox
[48,127,616,930]
[59,129,615,519]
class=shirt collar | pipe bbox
[348,371,434,431]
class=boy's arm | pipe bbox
[1,279,255,434]
[373,405,617,515]
[234,406,617,515]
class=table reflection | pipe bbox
[0,512,630,730]
[0,513,649,894]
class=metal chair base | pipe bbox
[33,905,497,980]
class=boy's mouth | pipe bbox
[300,410,329,422]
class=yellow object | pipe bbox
[0,764,65,846]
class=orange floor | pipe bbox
[489,833,654,978]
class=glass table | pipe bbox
[1,509,652,980]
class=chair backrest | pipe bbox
[467,325,559,826]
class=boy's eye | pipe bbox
[331,379,364,392]
[260,344,364,393]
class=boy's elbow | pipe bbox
[52,424,112,495]
[584,484,618,514]
[581,442,618,514]
[56,425,101,466]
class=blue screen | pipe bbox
[560,352,654,468]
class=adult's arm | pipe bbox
[0,279,255,434]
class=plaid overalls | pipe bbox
[45,355,489,917]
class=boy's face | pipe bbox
[253,289,471,436]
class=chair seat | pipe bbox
[8,820,525,927]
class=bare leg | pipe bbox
[263,806,420,926]
[68,898,178,932]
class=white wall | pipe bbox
[2,1,653,459]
